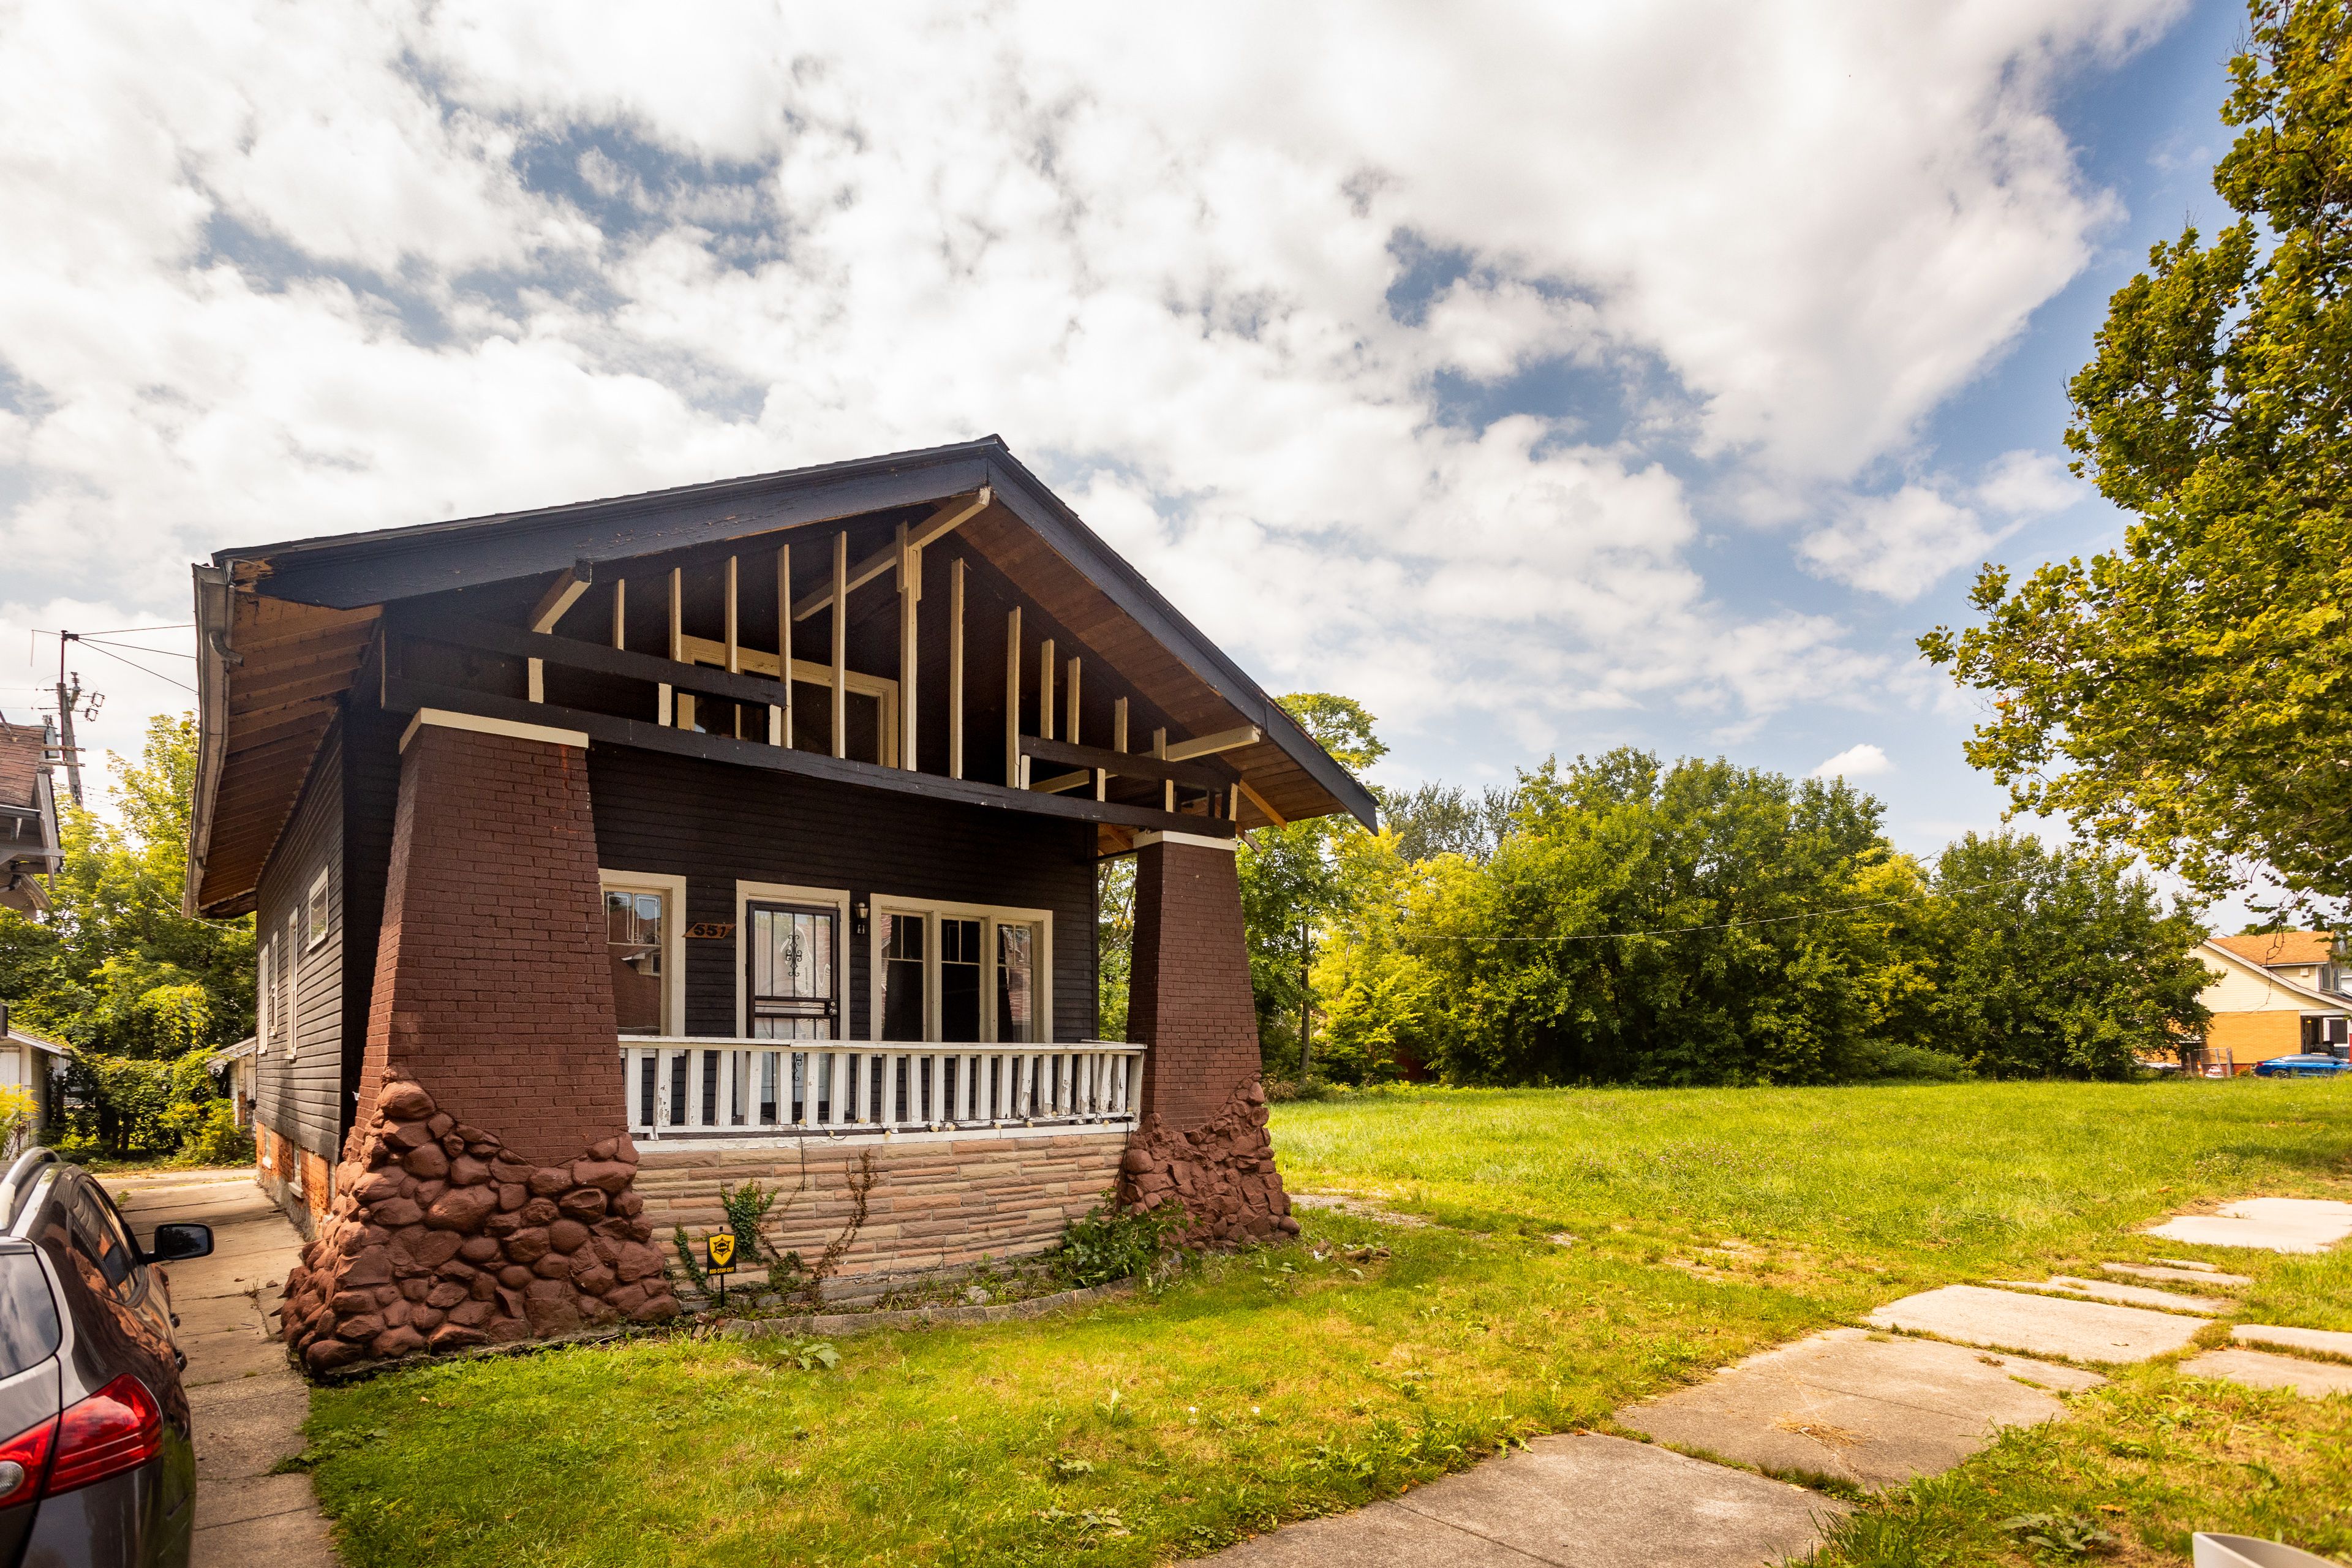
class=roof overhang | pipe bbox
[188,438,1376,916]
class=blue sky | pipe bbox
[0,0,2261,904]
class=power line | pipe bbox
[76,636,195,660]
[42,624,193,638]
[70,638,197,695]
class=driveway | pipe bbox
[110,1168,338,1567]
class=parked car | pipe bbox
[2252,1054,2352,1078]
[0,1147,213,1567]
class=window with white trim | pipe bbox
[867,900,1049,1044]
[600,872,685,1037]
[282,913,299,1059]
[305,868,331,951]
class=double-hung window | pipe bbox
[600,872,685,1038]
[869,901,1049,1044]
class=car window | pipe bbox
[71,1190,140,1302]
[0,1251,62,1378]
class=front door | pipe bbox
[746,902,838,1040]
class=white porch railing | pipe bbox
[619,1039,1145,1139]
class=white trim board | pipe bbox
[401,707,590,753]
[601,869,688,1039]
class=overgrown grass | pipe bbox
[299,1078,2352,1566]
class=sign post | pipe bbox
[704,1232,736,1306]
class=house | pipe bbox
[184,438,1374,1369]
[0,1004,66,1156]
[209,1035,258,1129]
[0,712,62,915]
[2190,932,2349,1071]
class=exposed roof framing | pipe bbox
[188,439,1376,916]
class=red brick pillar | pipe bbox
[1119,832,1297,1243]
[280,717,674,1373]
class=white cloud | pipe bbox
[1812,742,1893,779]
[1796,450,2086,601]
[0,0,2178,753]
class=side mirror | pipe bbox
[141,1223,213,1264]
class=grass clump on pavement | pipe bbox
[300,1077,2352,1566]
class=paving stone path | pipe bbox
[111,1169,340,1568]
[1208,1194,2352,1567]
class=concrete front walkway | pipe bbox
[111,1169,339,1568]
[1204,1194,2352,1567]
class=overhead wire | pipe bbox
[1400,872,2043,944]
[69,636,198,695]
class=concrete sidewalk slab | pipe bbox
[2231,1324,2352,1361]
[116,1171,339,1568]
[2182,1349,2352,1398]
[1205,1434,1846,1568]
[2103,1263,2251,1288]
[1988,1276,2233,1314]
[2145,1198,2352,1254]
[1621,1328,2101,1492]
[1864,1285,2206,1362]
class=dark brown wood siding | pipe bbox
[587,745,1097,1042]
[337,699,404,1143]
[254,724,344,1160]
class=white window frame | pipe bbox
[304,867,331,951]
[282,913,300,1060]
[735,881,851,1040]
[599,870,687,1038]
[257,937,275,1055]
[866,897,1053,1046]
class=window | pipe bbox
[258,938,274,1054]
[605,888,668,1036]
[282,913,299,1059]
[305,867,331,951]
[867,901,1050,1044]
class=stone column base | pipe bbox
[279,1070,678,1373]
[1117,1079,1299,1245]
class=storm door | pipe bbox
[747,901,839,1123]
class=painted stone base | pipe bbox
[279,1071,677,1373]
[1118,1078,1300,1245]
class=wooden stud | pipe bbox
[1113,697,1128,753]
[668,568,684,662]
[611,578,626,651]
[775,543,793,748]
[949,559,965,780]
[1004,606,1022,788]
[1155,728,1172,812]
[1237,778,1287,827]
[897,521,917,772]
[791,486,991,621]
[1040,639,1055,742]
[831,532,848,760]
[1065,657,1080,746]
[725,555,740,674]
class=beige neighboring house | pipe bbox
[2191,931,2350,1071]
[0,1003,67,1155]
[209,1035,258,1129]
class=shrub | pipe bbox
[1055,1196,1192,1289]
[0,1087,33,1155]
[174,1100,254,1166]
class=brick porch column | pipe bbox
[279,714,674,1373]
[1120,830,1296,1243]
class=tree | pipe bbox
[1375,780,1518,863]
[1920,833,2210,1078]
[1236,693,1384,1076]
[1921,0,2352,917]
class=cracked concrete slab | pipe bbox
[2232,1324,2352,1362]
[1864,1285,2206,1362]
[2102,1262,2251,1288]
[1621,1328,2101,1492]
[1988,1276,2233,1314]
[1205,1435,1845,1568]
[2144,1198,2352,1254]
[2182,1349,2352,1398]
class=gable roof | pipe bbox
[0,716,45,814]
[189,438,1378,915]
[2212,931,2340,969]
[2196,938,2350,1013]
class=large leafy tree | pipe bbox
[1921,0,2352,914]
[1236,693,1385,1074]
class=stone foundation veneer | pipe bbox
[280,1073,676,1371]
[633,1130,1127,1280]
[1118,1079,1298,1244]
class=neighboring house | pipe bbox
[186,439,1373,1368]
[0,712,62,915]
[209,1036,258,1129]
[0,1003,67,1155]
[2191,932,2350,1071]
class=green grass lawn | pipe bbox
[296,1079,2352,1566]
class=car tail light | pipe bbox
[45,1376,162,1496]
[0,1414,56,1507]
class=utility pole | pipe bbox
[1298,916,1312,1078]
[53,631,84,807]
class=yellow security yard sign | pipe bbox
[706,1233,736,1275]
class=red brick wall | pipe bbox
[1128,839,1261,1131]
[350,723,627,1165]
